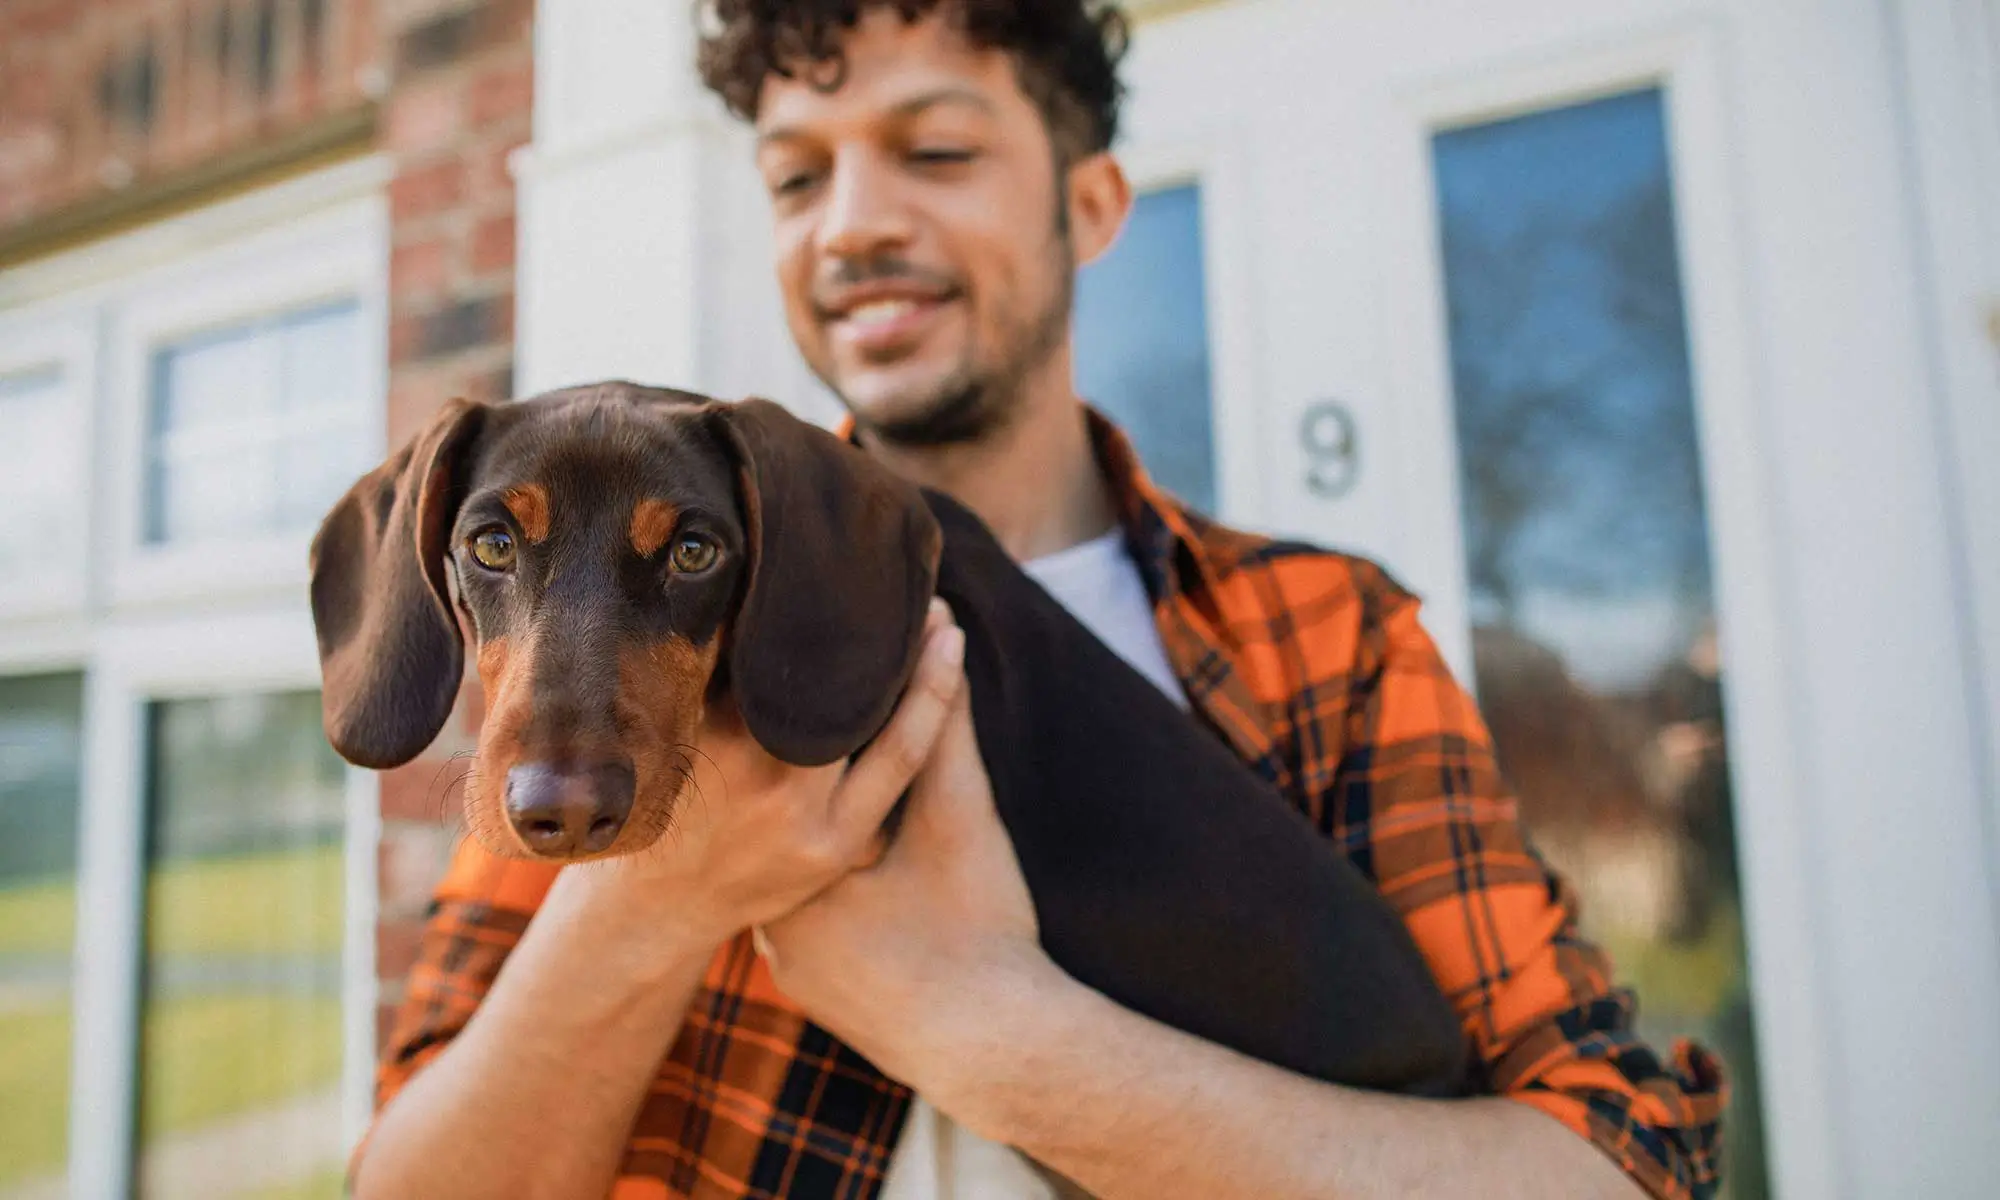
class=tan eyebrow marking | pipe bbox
[501,485,551,543]
[629,498,678,558]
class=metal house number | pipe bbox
[1299,399,1360,499]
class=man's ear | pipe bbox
[708,397,943,766]
[309,398,487,769]
[1067,150,1134,268]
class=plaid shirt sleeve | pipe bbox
[373,848,560,1110]
[367,842,913,1199]
[1090,405,1727,1199]
[1292,555,1726,1199]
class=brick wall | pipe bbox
[0,0,381,230]
[372,0,534,1054]
[2,0,535,1072]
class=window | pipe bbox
[134,690,349,1198]
[0,170,384,1192]
[1074,184,1220,516]
[147,301,369,547]
[0,369,76,580]
[1432,87,1768,1198]
[0,672,86,1196]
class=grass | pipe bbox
[243,1166,350,1200]
[0,844,345,960]
[137,992,345,1140]
[1593,900,1748,1028]
[0,1003,72,1187]
[0,874,75,957]
[0,844,347,1190]
[146,844,346,957]
[0,992,344,1189]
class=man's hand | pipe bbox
[755,611,1650,1200]
[758,633,1064,1109]
[352,601,969,1200]
[553,597,972,963]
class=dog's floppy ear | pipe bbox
[709,398,942,766]
[309,398,487,769]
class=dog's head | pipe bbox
[307,381,941,860]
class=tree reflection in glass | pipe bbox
[1434,88,1767,1198]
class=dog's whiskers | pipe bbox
[426,751,480,822]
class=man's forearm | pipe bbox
[351,871,718,1200]
[938,966,1649,1200]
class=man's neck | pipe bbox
[858,383,1117,564]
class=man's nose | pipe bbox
[504,760,636,856]
[818,154,912,259]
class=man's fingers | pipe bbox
[921,595,950,637]
[894,686,990,849]
[828,606,966,842]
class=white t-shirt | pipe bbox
[878,528,1185,1200]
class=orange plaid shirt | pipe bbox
[374,412,1726,1199]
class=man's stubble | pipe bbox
[838,194,1077,449]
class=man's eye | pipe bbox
[910,147,975,165]
[773,171,819,196]
[670,535,719,574]
[467,527,516,571]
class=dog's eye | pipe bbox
[670,534,718,574]
[468,528,517,571]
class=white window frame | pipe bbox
[67,607,378,1198]
[0,157,391,1200]
[99,197,388,612]
[0,302,98,620]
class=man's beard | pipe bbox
[839,237,1075,449]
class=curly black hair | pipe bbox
[695,0,1131,162]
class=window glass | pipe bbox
[147,302,368,546]
[1074,184,1220,516]
[0,672,86,1195]
[134,691,348,1199]
[0,368,76,578]
[1433,87,1769,1199]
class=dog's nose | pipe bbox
[504,761,635,856]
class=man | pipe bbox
[351,2,1725,1197]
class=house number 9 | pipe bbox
[1300,400,1360,499]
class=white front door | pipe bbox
[513,1,2000,1193]
[1081,1,2000,1197]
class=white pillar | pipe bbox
[516,0,838,421]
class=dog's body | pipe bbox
[310,382,1468,1130]
[930,493,1467,1095]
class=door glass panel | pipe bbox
[0,672,85,1195]
[1074,183,1219,515]
[135,691,348,1199]
[1432,88,1768,1199]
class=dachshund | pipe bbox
[308,381,1468,1121]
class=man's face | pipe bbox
[754,9,1076,445]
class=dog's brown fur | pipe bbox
[308,381,939,860]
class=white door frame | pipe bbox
[1885,0,2000,952]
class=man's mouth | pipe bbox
[846,298,924,327]
[825,291,956,354]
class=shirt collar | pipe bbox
[831,405,1221,604]
[1079,407,1220,605]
